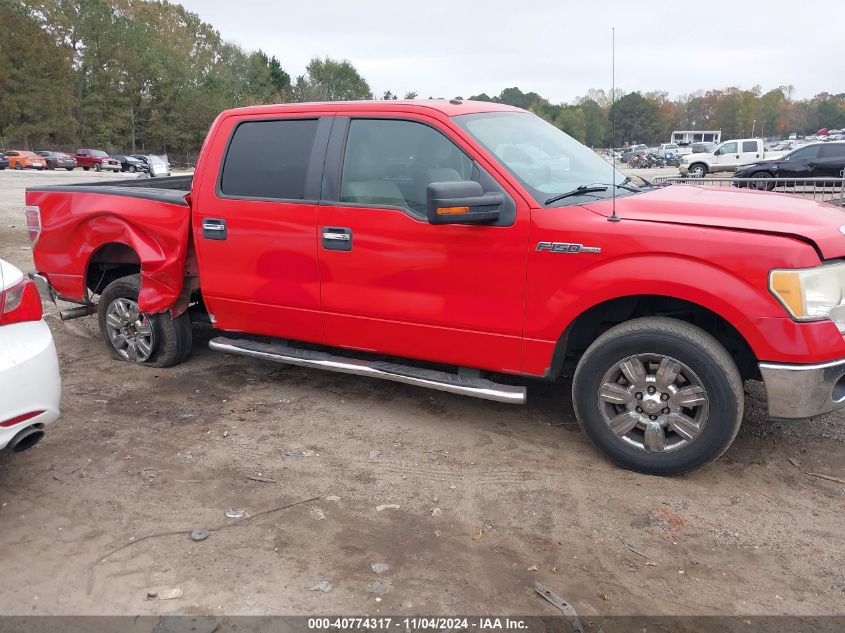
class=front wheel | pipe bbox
[688,163,707,177]
[572,317,743,475]
[97,274,192,367]
[750,172,775,191]
[14,162,22,170]
[129,165,136,173]
[83,166,90,171]
[94,163,101,172]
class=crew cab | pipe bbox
[679,138,785,176]
[25,100,845,475]
[74,149,121,172]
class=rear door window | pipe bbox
[742,141,758,153]
[220,119,319,200]
[820,144,845,159]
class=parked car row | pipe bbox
[0,149,171,175]
[733,141,845,187]
[2,150,47,170]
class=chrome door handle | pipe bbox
[322,227,352,251]
[202,218,227,240]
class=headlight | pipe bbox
[770,262,845,332]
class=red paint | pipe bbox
[26,100,845,378]
[26,189,190,313]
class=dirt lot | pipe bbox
[0,169,843,617]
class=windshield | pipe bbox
[454,112,629,206]
[91,150,108,157]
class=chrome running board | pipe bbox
[209,336,526,404]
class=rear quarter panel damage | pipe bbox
[26,189,191,313]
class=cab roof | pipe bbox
[220,99,525,118]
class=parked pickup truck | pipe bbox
[74,149,121,172]
[679,138,785,176]
[25,100,845,475]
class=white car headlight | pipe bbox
[770,262,845,332]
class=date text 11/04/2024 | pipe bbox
[307,617,530,630]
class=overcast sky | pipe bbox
[177,0,843,103]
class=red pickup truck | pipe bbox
[25,100,845,474]
[74,149,121,172]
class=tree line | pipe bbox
[2,0,844,159]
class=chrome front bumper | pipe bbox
[759,358,845,420]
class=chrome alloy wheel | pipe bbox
[104,297,156,362]
[597,354,709,453]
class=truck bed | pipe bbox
[26,175,193,205]
[26,176,194,313]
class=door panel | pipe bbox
[192,115,332,343]
[316,115,530,374]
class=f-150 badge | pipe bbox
[536,242,601,254]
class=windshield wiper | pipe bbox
[544,179,641,205]
[545,185,608,205]
[616,177,641,192]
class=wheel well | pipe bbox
[85,243,141,297]
[552,295,759,381]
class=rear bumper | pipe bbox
[30,272,56,302]
[759,358,845,420]
[0,320,61,449]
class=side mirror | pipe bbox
[426,181,503,225]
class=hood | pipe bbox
[583,184,845,259]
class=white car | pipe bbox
[0,259,61,452]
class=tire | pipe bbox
[97,274,192,368]
[129,165,136,173]
[688,163,707,177]
[94,163,101,172]
[66,167,74,171]
[14,162,22,170]
[750,171,775,191]
[83,166,90,171]
[572,317,743,475]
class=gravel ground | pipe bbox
[0,169,843,617]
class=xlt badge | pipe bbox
[536,242,601,254]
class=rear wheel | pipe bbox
[97,274,192,368]
[83,166,90,171]
[129,165,136,173]
[65,167,74,171]
[572,317,743,475]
